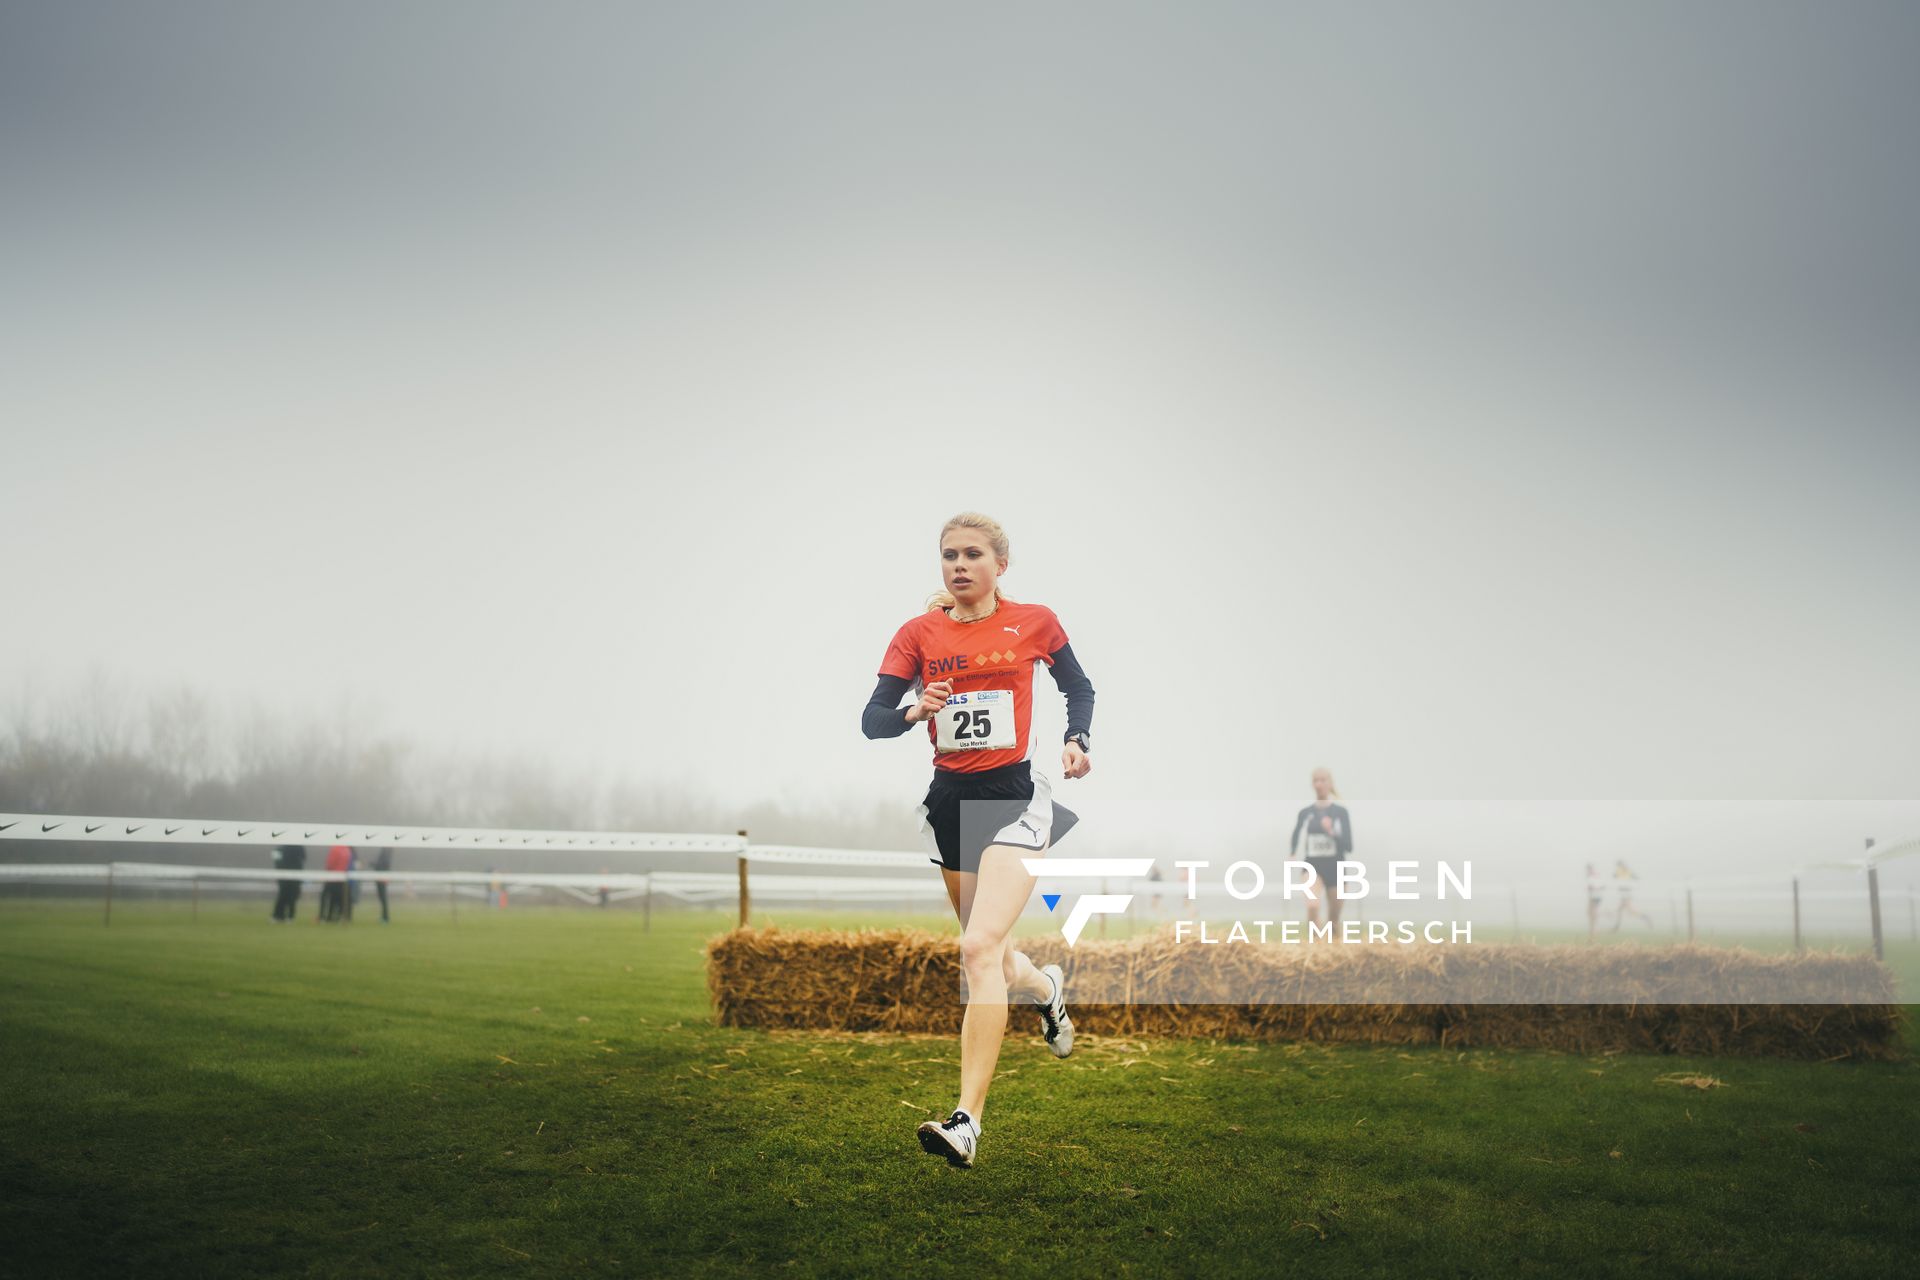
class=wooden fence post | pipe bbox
[1791,876,1802,953]
[737,830,750,928]
[1685,888,1694,943]
[1867,865,1883,962]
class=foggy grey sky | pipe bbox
[4,3,1917,892]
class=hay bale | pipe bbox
[704,926,1905,1061]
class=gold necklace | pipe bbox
[949,596,1000,624]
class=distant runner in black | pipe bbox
[374,848,394,924]
[1290,767,1354,931]
[271,844,306,922]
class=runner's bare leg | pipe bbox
[952,845,1045,1120]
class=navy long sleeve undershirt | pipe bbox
[860,643,1096,741]
[1047,643,1096,738]
[861,674,918,739]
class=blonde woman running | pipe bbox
[1611,859,1652,931]
[861,513,1095,1167]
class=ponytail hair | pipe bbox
[924,511,1016,612]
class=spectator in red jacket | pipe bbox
[319,844,352,923]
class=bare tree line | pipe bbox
[1,675,917,864]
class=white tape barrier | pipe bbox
[743,845,929,869]
[11,811,1911,876]
[6,811,1909,927]
[1,863,659,888]
[1799,837,1920,873]
[657,872,944,902]
[1597,881,1875,898]
[2,863,1892,934]
[0,813,741,855]
[0,861,944,902]
[0,861,1377,910]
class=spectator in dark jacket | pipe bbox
[373,848,393,924]
[271,845,306,922]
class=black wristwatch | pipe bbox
[1065,731,1090,753]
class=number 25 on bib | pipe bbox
[934,688,1016,753]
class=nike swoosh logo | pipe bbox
[86,824,104,833]
[42,823,61,833]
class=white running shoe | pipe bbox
[917,1109,979,1167]
[1039,963,1074,1058]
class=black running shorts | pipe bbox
[1306,856,1341,892]
[916,760,1079,874]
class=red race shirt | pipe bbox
[878,601,1071,773]
[326,845,352,872]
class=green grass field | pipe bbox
[2,901,1917,1278]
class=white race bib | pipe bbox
[1303,832,1336,859]
[933,688,1016,753]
